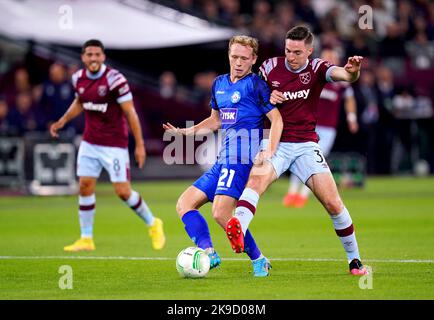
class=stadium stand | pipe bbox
[0,0,433,191]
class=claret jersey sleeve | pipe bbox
[106,69,133,104]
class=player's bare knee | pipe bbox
[176,198,189,218]
[79,180,94,196]
[325,198,344,215]
[114,186,131,201]
[246,175,265,195]
[117,192,130,201]
[211,208,228,229]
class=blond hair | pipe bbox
[228,35,259,56]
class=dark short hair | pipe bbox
[286,26,314,46]
[82,39,105,53]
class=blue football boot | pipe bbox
[205,248,221,269]
[252,257,271,277]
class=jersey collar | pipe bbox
[86,64,107,80]
[284,59,309,73]
[229,71,252,84]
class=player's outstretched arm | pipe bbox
[50,98,83,138]
[163,109,221,136]
[120,100,146,168]
[330,56,363,83]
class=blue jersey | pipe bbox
[210,73,274,164]
[193,73,275,201]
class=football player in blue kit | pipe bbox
[163,35,282,277]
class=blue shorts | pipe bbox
[193,162,252,202]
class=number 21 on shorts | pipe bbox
[218,169,235,188]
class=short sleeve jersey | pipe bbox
[316,82,354,128]
[72,64,133,148]
[259,57,335,142]
[210,73,275,163]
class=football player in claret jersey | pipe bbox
[283,48,359,208]
[163,35,282,277]
[226,26,369,276]
[50,39,165,252]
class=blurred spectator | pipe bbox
[250,4,272,41]
[379,21,407,76]
[176,0,195,12]
[253,0,272,18]
[428,1,434,37]
[201,0,220,24]
[375,65,396,173]
[7,91,38,135]
[372,0,396,39]
[413,13,434,41]
[3,68,32,107]
[270,2,297,54]
[379,22,407,58]
[294,0,320,32]
[15,68,32,93]
[332,1,358,39]
[346,30,377,58]
[320,30,344,56]
[159,71,178,100]
[218,0,240,26]
[376,65,395,112]
[37,62,75,131]
[67,63,80,80]
[191,70,217,106]
[406,31,434,71]
[0,97,9,134]
[275,1,296,31]
[353,69,381,174]
[396,0,414,40]
[391,86,416,172]
[311,0,338,20]
[389,83,433,173]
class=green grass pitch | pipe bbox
[0,176,433,299]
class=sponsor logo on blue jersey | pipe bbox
[220,108,238,124]
[231,91,241,103]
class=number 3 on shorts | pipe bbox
[314,149,325,163]
[218,168,235,188]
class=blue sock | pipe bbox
[244,229,261,260]
[181,210,213,250]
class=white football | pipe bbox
[176,247,210,278]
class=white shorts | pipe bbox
[316,126,337,156]
[261,139,331,183]
[77,141,130,182]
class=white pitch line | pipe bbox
[0,256,433,263]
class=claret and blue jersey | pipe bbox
[193,73,275,201]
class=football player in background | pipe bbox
[50,39,166,252]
